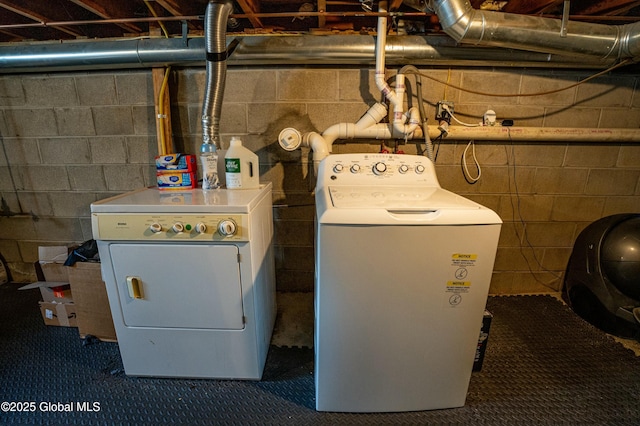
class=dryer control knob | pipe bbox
[350,164,361,173]
[373,162,387,175]
[218,219,237,236]
[195,223,207,234]
[398,164,409,174]
[415,164,426,174]
[172,222,184,233]
[333,164,344,173]
[149,223,162,233]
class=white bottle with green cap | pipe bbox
[225,137,259,189]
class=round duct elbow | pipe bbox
[423,0,476,42]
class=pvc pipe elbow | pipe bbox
[392,107,421,136]
[375,72,399,106]
[303,132,330,164]
[356,102,388,130]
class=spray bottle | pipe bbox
[200,142,220,190]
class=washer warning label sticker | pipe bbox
[447,281,471,290]
[444,254,478,308]
[451,253,477,266]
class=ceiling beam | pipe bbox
[155,0,204,31]
[576,0,640,15]
[390,0,404,10]
[318,0,327,28]
[0,0,84,38]
[69,0,142,33]
[155,0,207,16]
[502,0,564,14]
[235,0,264,28]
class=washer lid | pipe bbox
[319,185,502,225]
[329,186,477,210]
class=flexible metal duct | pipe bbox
[420,0,640,60]
[201,0,233,148]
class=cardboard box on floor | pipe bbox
[19,245,116,340]
[67,261,117,342]
[39,300,77,327]
[19,246,77,328]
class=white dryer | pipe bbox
[315,154,502,412]
[91,184,276,379]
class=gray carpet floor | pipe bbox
[1,284,639,425]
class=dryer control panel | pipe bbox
[318,153,440,187]
[92,213,249,241]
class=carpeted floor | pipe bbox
[1,283,639,425]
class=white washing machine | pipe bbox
[315,154,502,412]
[91,184,276,379]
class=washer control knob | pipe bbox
[415,164,426,174]
[172,222,184,233]
[149,223,162,233]
[398,164,409,174]
[373,162,387,175]
[195,222,207,234]
[350,164,361,173]
[333,164,344,173]
[218,219,237,236]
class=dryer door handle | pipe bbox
[126,276,144,299]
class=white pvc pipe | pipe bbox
[431,126,640,142]
[374,2,400,111]
[299,124,640,172]
[286,1,640,173]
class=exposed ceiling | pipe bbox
[0,0,639,44]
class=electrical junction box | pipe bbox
[435,101,455,121]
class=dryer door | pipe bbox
[109,243,244,330]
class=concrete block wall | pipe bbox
[1,66,640,294]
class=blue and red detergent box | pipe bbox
[155,154,198,190]
[156,171,197,190]
[155,154,197,172]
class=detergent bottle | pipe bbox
[225,137,259,189]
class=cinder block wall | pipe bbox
[1,67,639,294]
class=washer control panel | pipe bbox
[92,213,249,241]
[319,153,440,187]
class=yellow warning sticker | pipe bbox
[447,281,471,288]
[445,254,478,307]
[452,254,477,260]
[451,253,478,268]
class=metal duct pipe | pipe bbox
[0,38,205,72]
[0,35,624,74]
[423,0,640,60]
[201,0,233,149]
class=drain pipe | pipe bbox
[374,1,420,138]
[374,2,400,120]
[279,2,423,170]
[201,0,233,149]
[278,0,640,169]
